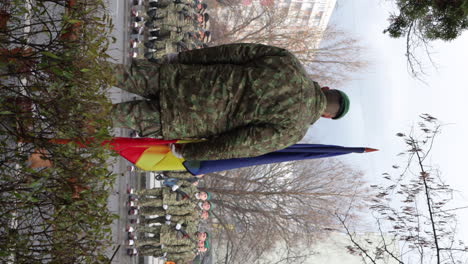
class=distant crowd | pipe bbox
[129,0,211,61]
[126,171,213,263]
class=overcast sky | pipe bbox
[302,0,468,243]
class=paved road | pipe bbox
[106,1,164,263]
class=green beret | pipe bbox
[204,240,210,249]
[333,90,350,120]
[207,201,215,211]
[205,231,210,240]
[205,191,211,201]
[205,210,213,218]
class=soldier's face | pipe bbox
[197,15,203,23]
[197,246,207,252]
[200,211,209,219]
[202,202,210,210]
[197,232,207,240]
[197,240,204,247]
[199,192,208,200]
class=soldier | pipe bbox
[160,171,205,181]
[146,2,196,21]
[201,30,211,44]
[148,0,197,9]
[131,185,207,207]
[140,208,208,226]
[196,3,208,14]
[130,225,208,256]
[131,200,199,216]
[129,224,197,255]
[162,176,200,190]
[110,43,351,160]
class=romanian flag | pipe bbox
[52,138,377,174]
[183,144,377,175]
[51,137,193,171]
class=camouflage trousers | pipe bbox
[153,0,193,8]
[138,225,162,236]
[141,206,167,216]
[137,188,163,207]
[139,246,164,257]
[143,216,167,225]
[109,60,163,137]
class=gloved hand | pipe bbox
[170,144,184,159]
[171,185,180,192]
[165,214,172,220]
[175,223,182,230]
[162,204,168,210]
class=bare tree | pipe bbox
[339,114,468,264]
[209,4,367,86]
[202,158,368,263]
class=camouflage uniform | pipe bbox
[158,12,198,34]
[140,202,197,216]
[164,171,197,180]
[137,185,198,207]
[152,3,195,19]
[109,60,163,137]
[110,44,327,160]
[181,35,202,50]
[165,251,197,263]
[149,41,186,59]
[136,225,196,255]
[152,0,195,8]
[139,244,195,257]
[144,210,199,225]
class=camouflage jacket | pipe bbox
[164,202,197,215]
[170,209,200,224]
[162,185,198,206]
[165,251,197,263]
[160,11,198,31]
[164,171,197,180]
[163,244,196,254]
[157,43,326,160]
[160,224,194,246]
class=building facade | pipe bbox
[279,0,336,31]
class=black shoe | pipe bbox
[128,232,137,240]
[148,58,161,63]
[133,16,145,23]
[149,2,159,8]
[127,248,137,256]
[155,174,164,180]
[144,52,154,60]
[144,20,155,28]
[149,30,160,37]
[133,0,143,5]
[130,218,140,224]
[144,41,155,49]
[131,27,144,35]
[147,8,157,18]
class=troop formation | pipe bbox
[126,171,213,263]
[129,0,211,61]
